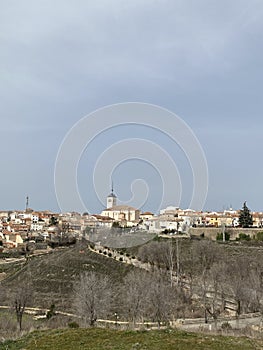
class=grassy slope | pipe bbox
[0,243,134,311]
[1,328,262,350]
[1,238,261,311]
[1,239,262,311]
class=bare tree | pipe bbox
[163,239,182,286]
[12,282,33,331]
[168,240,176,286]
[121,270,151,326]
[247,256,263,319]
[193,240,221,273]
[137,240,179,284]
[137,241,167,268]
[203,263,227,329]
[226,256,250,326]
[180,244,198,297]
[192,240,223,323]
[146,272,180,328]
[73,271,113,327]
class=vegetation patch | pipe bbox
[0,328,262,350]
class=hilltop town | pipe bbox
[0,194,262,347]
[1,189,262,252]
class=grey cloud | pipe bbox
[0,0,263,211]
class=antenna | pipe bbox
[26,196,29,211]
[111,181,114,194]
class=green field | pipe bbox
[1,328,262,350]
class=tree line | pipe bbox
[73,239,263,329]
[6,238,263,332]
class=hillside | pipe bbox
[1,328,262,350]
[0,243,134,311]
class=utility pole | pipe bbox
[222,223,226,242]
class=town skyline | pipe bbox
[0,194,260,217]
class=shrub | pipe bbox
[153,235,161,241]
[119,257,123,262]
[108,253,112,257]
[216,231,230,241]
[237,233,251,241]
[221,322,232,330]
[256,231,263,241]
[46,304,56,320]
[99,250,102,253]
[162,229,176,234]
[68,321,79,328]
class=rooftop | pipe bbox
[104,205,137,211]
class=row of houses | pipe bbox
[1,201,263,248]
[98,190,263,232]
[140,206,263,233]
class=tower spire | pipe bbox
[107,181,117,209]
[26,196,29,211]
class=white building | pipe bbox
[102,186,140,226]
[31,221,45,231]
[101,205,140,225]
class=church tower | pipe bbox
[106,183,117,209]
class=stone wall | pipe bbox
[189,227,263,240]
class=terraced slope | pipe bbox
[0,243,134,311]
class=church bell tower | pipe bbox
[106,183,117,209]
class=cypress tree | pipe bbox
[239,201,253,228]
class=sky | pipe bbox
[1,0,263,214]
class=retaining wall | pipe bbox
[189,227,263,240]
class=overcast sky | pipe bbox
[1,0,263,213]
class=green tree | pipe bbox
[239,202,253,228]
[49,216,58,226]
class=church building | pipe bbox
[101,185,140,226]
